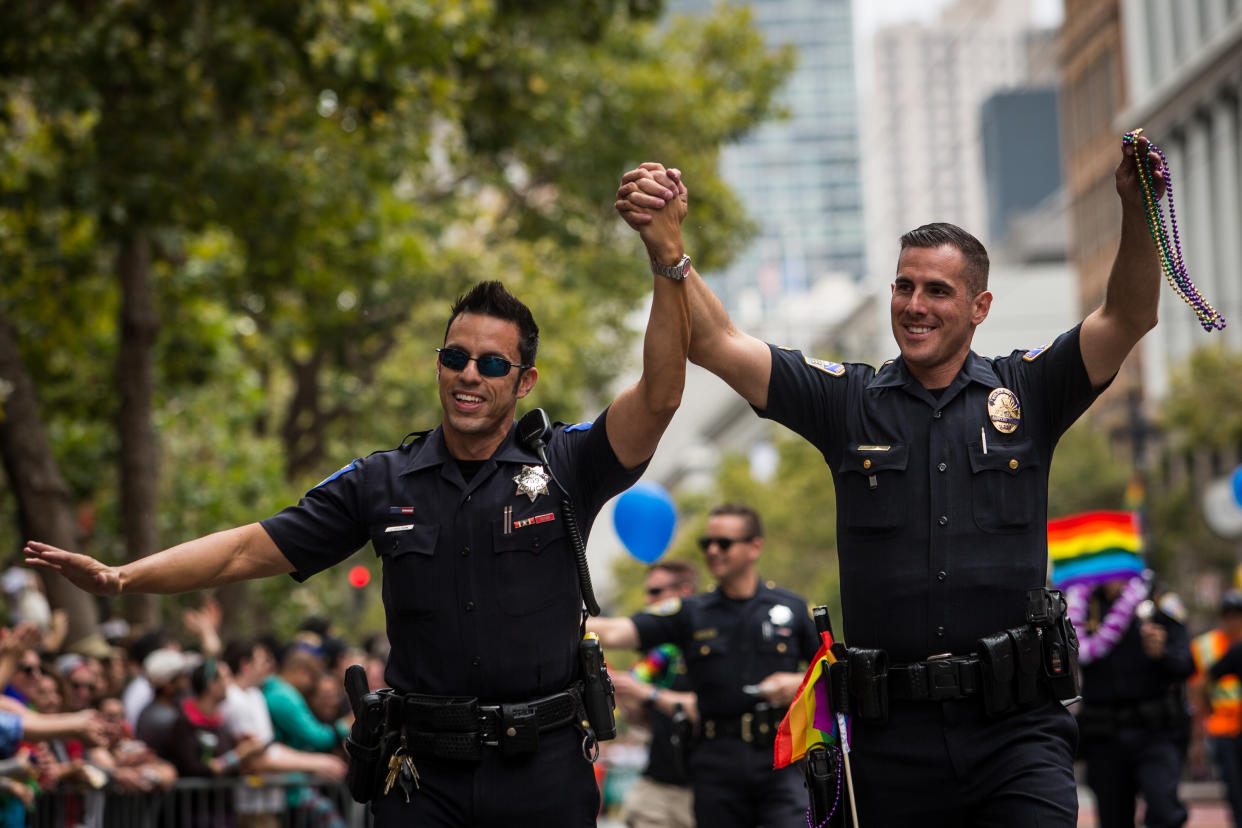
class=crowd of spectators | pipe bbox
[0,568,385,828]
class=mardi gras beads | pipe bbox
[1123,128,1226,331]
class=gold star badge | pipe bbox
[513,465,551,502]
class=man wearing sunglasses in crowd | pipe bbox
[25,179,692,826]
[588,503,820,828]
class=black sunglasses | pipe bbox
[436,347,530,378]
[645,584,678,598]
[697,536,754,552]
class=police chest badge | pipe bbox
[987,387,1021,434]
[768,604,793,626]
[513,465,551,502]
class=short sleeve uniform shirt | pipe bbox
[759,325,1104,663]
[631,582,820,718]
[261,407,643,701]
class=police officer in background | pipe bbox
[26,189,694,826]
[611,133,1166,826]
[590,503,820,828]
[610,560,699,828]
[1076,574,1194,828]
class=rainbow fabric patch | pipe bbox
[773,629,840,768]
[1048,510,1144,589]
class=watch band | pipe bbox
[650,253,691,281]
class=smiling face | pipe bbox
[700,513,761,586]
[437,311,538,459]
[891,244,992,389]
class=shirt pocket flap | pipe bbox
[493,520,567,556]
[841,443,909,475]
[376,523,438,559]
[967,440,1039,476]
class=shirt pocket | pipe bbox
[967,439,1041,533]
[375,523,439,616]
[492,518,571,616]
[836,443,909,536]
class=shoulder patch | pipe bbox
[564,421,592,432]
[803,356,845,377]
[310,459,360,491]
[645,597,682,617]
[1158,593,1187,623]
[1023,342,1052,362]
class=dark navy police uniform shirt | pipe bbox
[631,582,819,718]
[760,325,1105,663]
[261,407,643,703]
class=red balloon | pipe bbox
[348,565,371,588]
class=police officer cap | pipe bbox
[1221,589,1242,615]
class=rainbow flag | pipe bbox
[773,628,839,769]
[1048,510,1144,590]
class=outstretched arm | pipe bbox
[585,615,640,650]
[604,168,691,470]
[24,522,293,596]
[615,163,773,409]
[1079,134,1164,388]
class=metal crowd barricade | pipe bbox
[24,773,372,828]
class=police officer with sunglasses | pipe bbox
[589,503,819,828]
[27,176,693,827]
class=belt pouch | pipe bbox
[344,690,390,803]
[345,730,389,803]
[847,648,889,722]
[977,632,1016,716]
[827,659,852,718]
[1008,627,1040,706]
[499,703,539,756]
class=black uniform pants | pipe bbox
[848,696,1078,827]
[689,737,806,828]
[1082,726,1187,828]
[369,727,599,827]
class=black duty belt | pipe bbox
[389,685,583,761]
[888,655,982,701]
[701,706,787,745]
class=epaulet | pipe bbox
[399,429,432,449]
[1022,341,1052,362]
[1158,592,1187,623]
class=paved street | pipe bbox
[598,782,1237,826]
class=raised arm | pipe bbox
[605,166,692,470]
[615,163,773,409]
[1079,134,1164,388]
[24,522,293,596]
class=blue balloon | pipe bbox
[1232,465,1242,508]
[613,482,677,563]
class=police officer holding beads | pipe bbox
[611,134,1166,826]
[26,178,694,827]
[590,503,820,828]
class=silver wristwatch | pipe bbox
[650,253,691,281]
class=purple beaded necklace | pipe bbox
[1122,129,1226,331]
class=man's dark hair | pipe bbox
[222,638,256,674]
[898,222,990,297]
[444,281,540,368]
[648,559,700,592]
[708,502,764,540]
